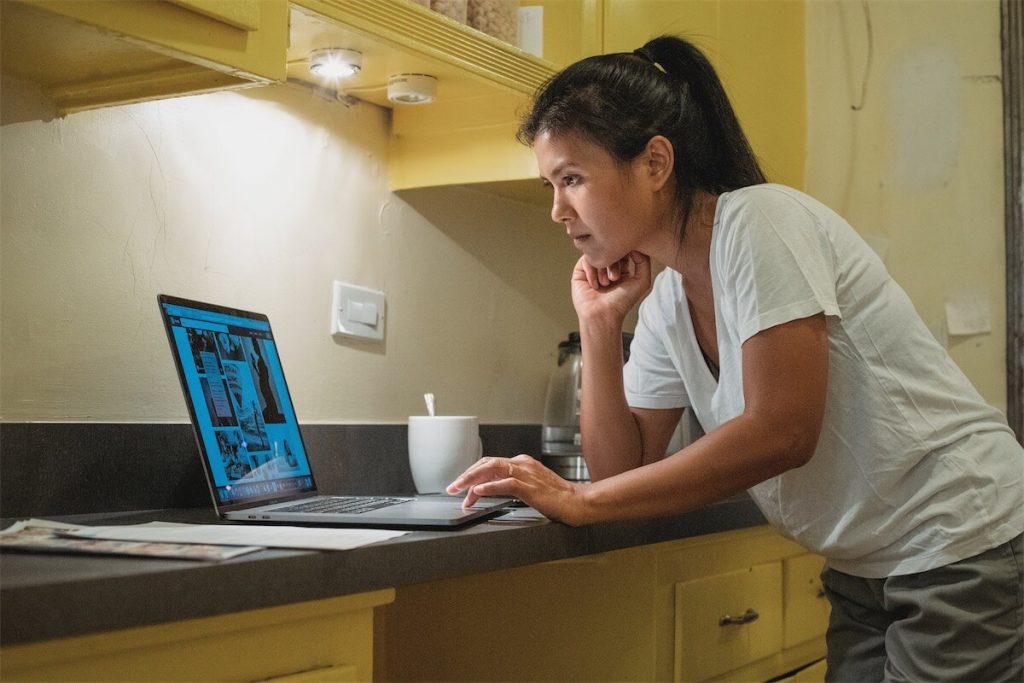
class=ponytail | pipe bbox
[518,35,765,238]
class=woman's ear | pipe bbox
[640,135,675,191]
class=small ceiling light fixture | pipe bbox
[387,74,437,105]
[308,48,362,79]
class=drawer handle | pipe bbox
[719,608,759,627]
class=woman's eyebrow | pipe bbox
[539,162,575,183]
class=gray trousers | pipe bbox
[821,533,1023,682]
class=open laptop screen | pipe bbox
[159,296,315,507]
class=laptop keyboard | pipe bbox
[275,496,408,515]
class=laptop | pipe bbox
[158,294,511,528]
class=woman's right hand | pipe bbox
[571,251,652,327]
[446,454,589,526]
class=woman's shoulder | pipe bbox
[716,184,852,246]
[719,184,825,219]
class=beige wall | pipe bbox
[0,83,578,423]
[805,0,1007,411]
[1,0,1009,423]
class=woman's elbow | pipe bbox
[777,424,822,470]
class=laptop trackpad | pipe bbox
[375,497,510,520]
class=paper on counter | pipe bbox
[63,523,407,551]
[1,519,261,561]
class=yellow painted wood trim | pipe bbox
[651,525,802,557]
[46,64,253,114]
[292,0,556,95]
[2,589,395,669]
[654,526,809,587]
[712,637,827,683]
[261,662,359,682]
[168,0,263,31]
[389,122,538,192]
[389,89,538,192]
[15,0,288,82]
[580,0,603,57]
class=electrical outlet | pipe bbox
[331,281,386,341]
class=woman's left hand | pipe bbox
[446,455,588,526]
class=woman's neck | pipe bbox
[662,191,717,275]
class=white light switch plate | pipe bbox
[331,281,386,341]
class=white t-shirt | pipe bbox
[623,184,1024,578]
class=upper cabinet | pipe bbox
[287,0,562,205]
[1,0,804,202]
[602,0,806,190]
[0,0,289,115]
[312,0,805,203]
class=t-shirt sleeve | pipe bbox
[623,290,690,410]
[718,192,842,343]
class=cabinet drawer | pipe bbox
[776,657,828,683]
[783,554,830,649]
[1,591,392,682]
[261,663,358,682]
[674,562,783,681]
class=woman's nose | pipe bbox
[551,189,573,225]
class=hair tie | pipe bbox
[632,47,667,74]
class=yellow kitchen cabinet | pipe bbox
[654,526,827,682]
[783,553,830,650]
[374,547,661,682]
[0,590,394,682]
[0,0,288,116]
[603,0,806,190]
[373,526,826,682]
[378,0,805,203]
[778,657,828,683]
[674,563,784,681]
[288,0,557,205]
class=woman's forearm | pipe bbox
[573,313,828,525]
[577,410,809,524]
[578,319,644,480]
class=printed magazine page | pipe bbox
[0,520,261,561]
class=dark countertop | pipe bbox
[0,497,765,646]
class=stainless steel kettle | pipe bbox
[541,332,632,481]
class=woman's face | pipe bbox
[534,130,659,269]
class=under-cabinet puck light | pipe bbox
[308,48,362,79]
[387,74,437,105]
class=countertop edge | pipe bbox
[0,498,765,646]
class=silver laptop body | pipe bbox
[158,294,510,528]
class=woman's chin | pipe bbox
[582,251,627,271]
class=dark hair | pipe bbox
[518,35,766,237]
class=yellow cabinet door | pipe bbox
[783,554,831,649]
[602,0,807,191]
[375,549,660,682]
[674,562,784,682]
[776,657,828,683]
[0,590,393,682]
[385,0,806,202]
[260,662,359,682]
[0,0,287,115]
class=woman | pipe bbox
[447,35,1023,681]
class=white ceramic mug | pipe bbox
[408,416,483,494]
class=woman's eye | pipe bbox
[563,175,579,187]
